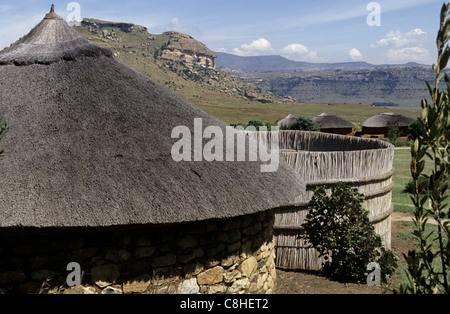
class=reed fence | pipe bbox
[249,131,395,270]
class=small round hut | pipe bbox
[360,113,414,138]
[0,6,304,294]
[277,114,297,129]
[312,113,355,135]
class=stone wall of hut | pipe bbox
[0,211,276,294]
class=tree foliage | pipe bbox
[387,123,400,142]
[301,182,398,283]
[408,119,424,141]
[281,116,320,132]
[396,3,450,294]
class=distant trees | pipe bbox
[231,116,320,132]
[281,116,320,132]
[387,124,400,142]
[371,102,400,107]
[231,120,279,131]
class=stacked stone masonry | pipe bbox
[0,211,276,294]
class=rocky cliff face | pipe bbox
[161,32,217,69]
[82,18,148,33]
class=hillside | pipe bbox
[74,19,292,107]
[70,18,419,125]
[237,66,436,108]
[216,52,436,108]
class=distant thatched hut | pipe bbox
[312,113,354,135]
[277,114,297,129]
[0,6,304,294]
[360,113,414,138]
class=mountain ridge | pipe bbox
[215,52,428,74]
[71,19,293,106]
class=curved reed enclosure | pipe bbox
[250,131,394,270]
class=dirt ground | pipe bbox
[274,212,416,294]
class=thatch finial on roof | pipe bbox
[44,4,62,20]
[0,6,112,65]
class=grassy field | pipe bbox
[392,148,415,214]
[194,101,420,127]
[392,147,435,214]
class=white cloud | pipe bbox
[348,48,363,61]
[386,47,430,63]
[232,38,275,56]
[279,43,321,62]
[370,28,431,63]
[371,28,428,49]
[230,39,324,62]
[165,17,200,36]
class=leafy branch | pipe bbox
[397,2,450,294]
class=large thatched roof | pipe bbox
[0,6,304,228]
[361,113,414,128]
[312,113,354,129]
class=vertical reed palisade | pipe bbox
[248,130,395,270]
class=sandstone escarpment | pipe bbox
[161,32,217,69]
[82,18,148,33]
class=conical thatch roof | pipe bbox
[0,6,304,228]
[0,5,112,66]
[312,113,354,129]
[361,113,414,128]
[277,114,297,128]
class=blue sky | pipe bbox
[0,0,445,64]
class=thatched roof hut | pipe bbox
[277,114,297,129]
[0,6,303,228]
[360,113,414,137]
[0,6,304,294]
[312,113,354,135]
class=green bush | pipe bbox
[247,120,264,129]
[387,124,400,142]
[282,116,320,131]
[301,182,398,283]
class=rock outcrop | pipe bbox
[161,32,217,69]
[82,18,148,33]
